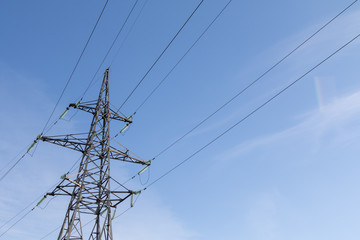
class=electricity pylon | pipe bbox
[39,69,150,239]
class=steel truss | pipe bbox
[40,69,149,240]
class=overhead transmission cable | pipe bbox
[0,197,38,232]
[32,3,360,238]
[80,0,140,100]
[3,1,358,237]
[0,180,62,238]
[0,156,82,239]
[142,32,360,190]
[42,0,109,134]
[0,145,28,175]
[1,152,134,239]
[117,0,205,111]
[134,0,233,113]
[0,0,110,183]
[150,0,358,159]
[107,0,360,187]
[0,208,34,238]
[0,144,30,183]
[37,31,360,231]
[0,153,27,183]
[114,0,358,185]
[109,0,149,67]
[0,1,143,232]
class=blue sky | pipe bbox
[1,0,360,239]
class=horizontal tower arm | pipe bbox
[69,103,132,123]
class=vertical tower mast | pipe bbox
[58,69,112,239]
[40,69,150,239]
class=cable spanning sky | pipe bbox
[0,0,360,239]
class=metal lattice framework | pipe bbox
[40,69,149,239]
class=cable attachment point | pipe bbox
[138,160,151,175]
[69,100,81,109]
[59,107,69,119]
[120,124,129,134]
[130,190,141,207]
[27,133,42,153]
[36,195,47,207]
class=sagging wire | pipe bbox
[79,0,140,100]
[0,103,82,183]
[109,0,149,66]
[132,0,358,163]
[0,155,82,237]
[0,179,62,239]
[40,0,110,134]
[116,0,205,111]
[139,164,151,186]
[141,32,360,191]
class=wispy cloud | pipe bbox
[185,8,360,142]
[220,89,360,161]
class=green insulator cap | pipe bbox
[36,196,47,206]
[59,108,69,119]
[27,141,36,153]
[120,124,129,133]
[138,166,148,175]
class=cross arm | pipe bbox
[69,102,132,123]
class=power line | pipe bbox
[0,1,142,232]
[0,0,112,183]
[36,30,360,231]
[80,0,140,100]
[0,145,28,177]
[0,119,83,183]
[0,0,109,181]
[134,0,233,114]
[110,0,150,67]
[0,197,37,231]
[42,0,109,134]
[0,153,26,183]
[151,0,358,159]
[112,0,357,185]
[0,181,59,239]
[143,32,360,190]
[2,1,357,237]
[0,157,81,237]
[117,0,205,111]
[0,208,34,238]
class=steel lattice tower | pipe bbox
[40,69,149,239]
